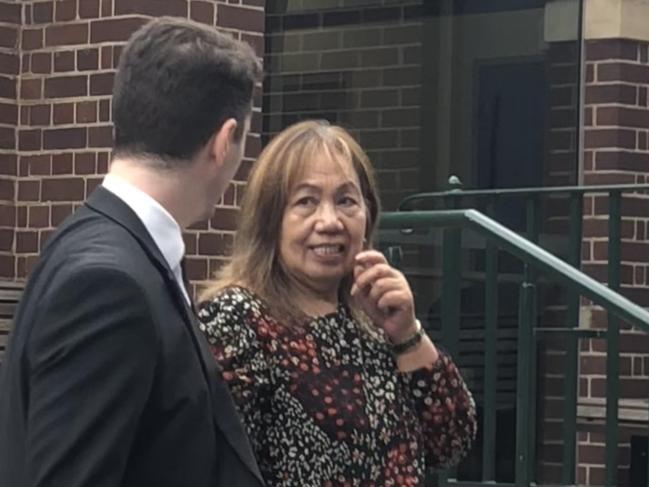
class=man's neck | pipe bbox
[108,158,198,229]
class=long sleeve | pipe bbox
[25,267,157,487]
[198,291,272,447]
[403,351,477,469]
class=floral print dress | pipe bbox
[198,286,476,487]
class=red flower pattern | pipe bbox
[199,287,476,487]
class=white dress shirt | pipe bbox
[102,174,190,304]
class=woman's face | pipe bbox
[279,153,367,296]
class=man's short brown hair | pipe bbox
[112,17,262,165]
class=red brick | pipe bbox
[31,52,52,74]
[16,231,38,253]
[0,153,16,177]
[45,76,87,98]
[51,204,73,225]
[76,100,97,123]
[113,45,123,68]
[0,2,22,24]
[190,1,214,24]
[53,50,75,72]
[28,206,49,228]
[185,257,208,280]
[0,254,15,278]
[74,153,95,174]
[90,72,114,96]
[53,103,74,125]
[209,208,238,232]
[18,129,40,151]
[0,229,13,251]
[55,0,77,21]
[21,53,30,75]
[22,28,43,50]
[100,45,112,69]
[25,154,50,176]
[52,153,73,174]
[43,127,86,149]
[88,125,112,148]
[45,23,88,47]
[0,102,17,125]
[101,0,111,17]
[0,179,14,201]
[28,104,50,126]
[79,0,100,19]
[90,17,147,43]
[586,39,639,61]
[0,204,15,227]
[217,4,264,32]
[596,106,649,128]
[586,84,636,105]
[15,205,26,227]
[20,78,42,100]
[595,151,649,172]
[99,99,110,121]
[18,180,39,201]
[97,152,109,173]
[42,177,85,201]
[0,26,18,49]
[77,48,98,71]
[198,233,232,255]
[85,177,102,195]
[114,0,186,16]
[0,76,15,99]
[0,53,18,76]
[598,62,649,84]
[584,129,636,149]
[33,1,54,23]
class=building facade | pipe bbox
[1,0,649,484]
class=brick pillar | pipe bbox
[578,37,649,487]
[0,1,20,279]
[9,0,264,286]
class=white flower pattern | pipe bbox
[198,287,476,487]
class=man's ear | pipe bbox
[209,118,238,168]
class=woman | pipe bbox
[198,120,476,486]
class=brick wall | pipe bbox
[0,1,20,279]
[0,0,264,288]
[264,1,424,211]
[577,38,649,486]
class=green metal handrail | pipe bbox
[379,208,649,487]
[398,181,649,210]
[393,177,649,486]
[381,209,649,329]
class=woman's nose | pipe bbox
[314,203,343,231]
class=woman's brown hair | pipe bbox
[201,120,381,326]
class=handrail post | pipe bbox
[516,280,536,487]
[482,197,498,482]
[562,193,583,484]
[524,197,540,484]
[440,191,461,486]
[606,190,621,487]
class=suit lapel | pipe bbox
[85,187,264,484]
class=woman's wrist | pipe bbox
[388,319,425,355]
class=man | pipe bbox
[0,17,264,487]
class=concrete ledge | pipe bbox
[578,396,649,422]
[586,0,649,42]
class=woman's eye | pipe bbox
[339,196,358,207]
[295,196,316,206]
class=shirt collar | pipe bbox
[102,173,185,272]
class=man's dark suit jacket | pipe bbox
[0,187,264,487]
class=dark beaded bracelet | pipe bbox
[390,320,425,355]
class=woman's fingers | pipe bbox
[351,263,396,296]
